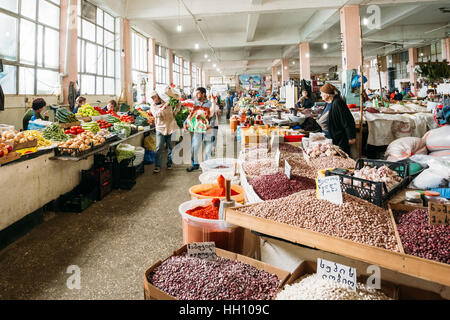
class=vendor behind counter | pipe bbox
[22,98,49,130]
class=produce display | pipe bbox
[112,123,131,137]
[56,108,77,123]
[75,104,100,117]
[249,172,316,200]
[305,143,348,158]
[120,115,135,123]
[1,130,37,146]
[236,190,400,251]
[43,123,68,142]
[276,273,392,300]
[134,115,148,127]
[58,131,106,154]
[352,165,403,191]
[106,110,120,118]
[94,106,107,115]
[96,120,113,129]
[1,130,17,145]
[148,253,281,300]
[308,156,356,170]
[82,122,100,134]
[0,142,13,157]
[242,158,279,177]
[106,115,121,124]
[64,126,85,135]
[23,130,53,148]
[196,175,239,197]
[395,209,450,264]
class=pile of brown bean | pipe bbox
[281,156,318,180]
[278,143,303,154]
[308,156,356,170]
[395,209,450,264]
[148,253,281,300]
[237,190,400,251]
[242,158,279,176]
[249,172,316,200]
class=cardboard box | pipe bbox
[144,244,291,300]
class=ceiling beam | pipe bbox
[246,13,260,42]
[298,9,340,42]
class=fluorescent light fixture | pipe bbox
[323,43,328,49]
[326,73,329,76]
[389,59,392,63]
[204,54,208,59]
[420,52,424,57]
[305,53,310,58]
[277,71,280,75]
[284,66,288,70]
[292,61,296,65]
[208,59,211,62]
[213,63,217,68]
[176,24,183,32]
[363,18,368,26]
[194,43,199,50]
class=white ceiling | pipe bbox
[96,0,450,77]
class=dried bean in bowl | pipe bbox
[148,253,281,300]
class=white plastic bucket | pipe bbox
[199,158,240,174]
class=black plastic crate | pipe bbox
[119,178,136,190]
[111,156,136,189]
[59,185,97,213]
[325,158,410,207]
[98,180,113,200]
[135,161,144,177]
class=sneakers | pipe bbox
[153,167,160,174]
[186,165,199,172]
[167,164,173,170]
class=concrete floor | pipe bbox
[0,142,204,300]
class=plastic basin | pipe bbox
[178,199,244,252]
[199,158,240,174]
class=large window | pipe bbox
[0,0,61,95]
[173,54,181,88]
[78,0,117,95]
[183,60,190,92]
[192,65,200,89]
[417,42,442,63]
[131,29,148,85]
[155,44,169,86]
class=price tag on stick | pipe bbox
[316,176,343,205]
[187,242,217,261]
[428,203,450,226]
[317,258,357,292]
[275,149,280,167]
[284,160,291,179]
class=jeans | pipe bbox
[155,131,173,169]
[191,128,218,167]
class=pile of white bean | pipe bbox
[276,273,392,300]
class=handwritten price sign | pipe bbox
[316,176,343,205]
[187,242,217,261]
[284,160,291,180]
[428,203,450,226]
[317,258,357,292]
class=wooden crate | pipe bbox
[58,121,81,129]
[0,152,21,165]
[224,206,450,286]
[144,244,291,300]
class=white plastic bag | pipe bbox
[386,137,427,161]
[116,143,136,163]
[423,126,450,152]
[410,158,450,189]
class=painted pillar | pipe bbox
[189,62,193,89]
[121,18,133,105]
[299,42,311,81]
[442,37,450,63]
[271,66,278,90]
[60,0,78,105]
[179,57,184,88]
[169,49,174,86]
[281,58,289,85]
[408,47,418,94]
[148,38,156,90]
[235,74,240,92]
[339,5,362,71]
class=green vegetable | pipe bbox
[115,143,135,163]
[82,122,100,134]
[56,108,77,123]
[106,115,121,124]
[112,123,131,137]
[169,97,179,109]
[175,107,189,128]
[43,123,68,142]
[134,115,149,127]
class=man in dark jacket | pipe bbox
[318,83,356,155]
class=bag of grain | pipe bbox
[423,126,450,153]
[386,137,427,161]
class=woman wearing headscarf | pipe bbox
[317,83,356,155]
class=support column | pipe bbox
[340,5,362,71]
[442,37,450,63]
[408,47,418,94]
[169,49,174,86]
[121,18,133,105]
[148,38,156,90]
[180,57,184,89]
[271,66,278,90]
[189,62,193,89]
[60,0,78,105]
[235,75,240,92]
[281,58,289,85]
[299,42,311,81]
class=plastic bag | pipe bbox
[423,125,450,152]
[116,143,135,163]
[386,137,427,161]
[144,150,155,164]
[144,134,156,151]
[410,158,450,189]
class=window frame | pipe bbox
[155,44,169,86]
[0,0,61,95]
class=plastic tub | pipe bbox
[200,158,239,174]
[284,134,305,142]
[189,183,245,204]
[178,199,244,252]
[198,171,240,185]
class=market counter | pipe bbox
[0,130,149,232]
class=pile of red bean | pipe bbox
[148,253,281,300]
[249,172,316,200]
[395,209,450,264]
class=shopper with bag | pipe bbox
[22,98,49,130]
[318,83,356,155]
[150,90,181,174]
